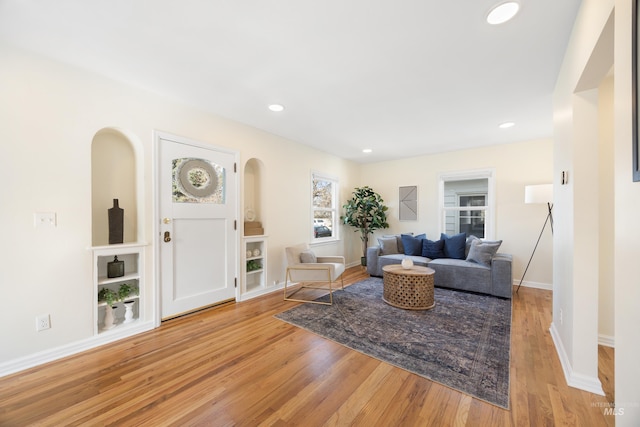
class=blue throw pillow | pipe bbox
[401,233,426,256]
[440,232,467,259]
[422,239,445,259]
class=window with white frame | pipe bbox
[311,172,339,241]
[439,170,495,239]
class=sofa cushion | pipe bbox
[299,250,317,263]
[440,233,467,259]
[377,236,400,255]
[401,233,426,256]
[466,239,502,267]
[428,258,491,294]
[422,238,445,259]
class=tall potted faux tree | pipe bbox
[342,186,389,266]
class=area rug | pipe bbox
[274,277,511,408]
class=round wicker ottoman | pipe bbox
[382,264,435,310]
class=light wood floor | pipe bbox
[0,267,615,426]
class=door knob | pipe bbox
[164,231,172,242]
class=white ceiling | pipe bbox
[0,0,581,163]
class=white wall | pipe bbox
[598,73,615,343]
[360,139,554,287]
[552,0,612,397]
[0,43,361,369]
[613,0,640,423]
[554,0,640,423]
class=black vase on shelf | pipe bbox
[108,199,124,244]
[107,255,125,278]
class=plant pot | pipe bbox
[123,300,135,324]
[103,305,116,330]
[361,256,367,267]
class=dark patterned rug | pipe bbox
[275,277,511,408]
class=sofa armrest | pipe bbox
[491,253,513,298]
[287,263,336,282]
[366,246,381,276]
[316,256,345,264]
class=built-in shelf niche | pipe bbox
[243,158,265,230]
[242,158,268,300]
[91,128,143,246]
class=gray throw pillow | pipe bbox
[300,250,317,263]
[466,239,502,267]
[383,234,406,254]
[466,235,480,257]
[378,236,399,255]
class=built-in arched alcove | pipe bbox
[241,157,268,300]
[91,127,144,246]
[243,158,265,232]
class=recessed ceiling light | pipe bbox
[268,104,284,112]
[486,2,520,25]
[362,148,373,153]
[499,122,515,129]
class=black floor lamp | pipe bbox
[517,184,554,293]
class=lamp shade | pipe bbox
[524,184,553,204]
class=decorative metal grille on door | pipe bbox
[172,158,225,203]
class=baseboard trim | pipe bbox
[598,334,615,348]
[513,279,553,291]
[0,320,155,378]
[549,322,605,396]
[237,283,285,302]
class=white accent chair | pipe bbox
[284,243,346,305]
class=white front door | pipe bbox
[158,134,237,320]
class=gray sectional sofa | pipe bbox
[366,234,513,299]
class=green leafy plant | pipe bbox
[99,283,139,305]
[247,260,262,272]
[98,288,118,306]
[118,283,138,301]
[342,186,389,264]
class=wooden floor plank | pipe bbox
[0,267,615,426]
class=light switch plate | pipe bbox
[34,212,56,228]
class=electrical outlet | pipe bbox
[34,212,56,228]
[36,314,51,331]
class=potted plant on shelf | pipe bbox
[118,283,136,301]
[246,259,261,272]
[98,284,139,328]
[98,287,118,305]
[342,186,389,266]
[119,283,139,324]
[98,288,118,330]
